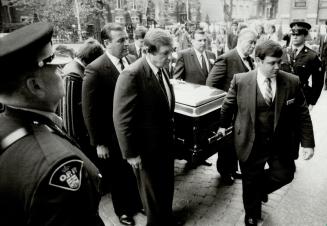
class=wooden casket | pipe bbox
[171,80,233,167]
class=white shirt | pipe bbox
[194,48,209,71]
[236,47,253,70]
[145,56,172,108]
[257,69,276,101]
[105,51,128,73]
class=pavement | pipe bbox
[99,90,327,226]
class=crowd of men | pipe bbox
[0,19,325,226]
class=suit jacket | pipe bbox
[206,49,251,91]
[280,46,324,105]
[82,53,136,155]
[173,48,216,85]
[113,57,175,162]
[219,70,315,162]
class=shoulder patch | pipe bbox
[49,159,83,191]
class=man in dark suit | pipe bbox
[0,22,104,226]
[62,38,103,161]
[173,29,216,85]
[227,21,239,50]
[218,40,315,226]
[206,29,257,184]
[281,21,324,110]
[128,26,148,59]
[113,29,180,226]
[82,23,142,226]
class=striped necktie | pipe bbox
[264,78,273,106]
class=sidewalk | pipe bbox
[99,90,327,226]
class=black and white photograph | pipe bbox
[0,0,327,225]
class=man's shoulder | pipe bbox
[86,53,107,68]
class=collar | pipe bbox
[257,68,276,84]
[106,50,120,66]
[74,58,85,68]
[236,46,246,59]
[7,105,63,128]
[145,55,160,76]
[193,48,205,57]
[291,44,304,54]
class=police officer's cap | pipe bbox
[0,22,70,71]
[290,21,311,36]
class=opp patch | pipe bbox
[49,159,83,191]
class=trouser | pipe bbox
[133,156,175,226]
[99,155,143,217]
[239,148,295,218]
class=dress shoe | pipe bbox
[119,214,135,226]
[245,215,258,226]
[221,174,235,185]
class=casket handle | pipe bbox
[208,127,233,144]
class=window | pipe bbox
[294,0,306,7]
[321,0,327,8]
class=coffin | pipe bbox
[171,80,233,165]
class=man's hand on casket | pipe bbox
[217,127,226,137]
[127,156,143,169]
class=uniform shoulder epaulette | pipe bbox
[49,159,83,191]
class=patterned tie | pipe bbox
[201,54,208,76]
[157,69,167,97]
[264,78,273,106]
[119,58,125,71]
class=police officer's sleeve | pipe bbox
[28,157,104,226]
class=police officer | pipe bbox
[281,21,324,110]
[0,23,104,226]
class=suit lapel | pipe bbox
[235,50,249,72]
[247,70,257,125]
[205,51,214,71]
[103,55,120,80]
[274,72,287,131]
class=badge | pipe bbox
[49,159,83,191]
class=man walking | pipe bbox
[218,40,315,225]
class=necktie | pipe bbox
[291,48,298,60]
[119,58,125,71]
[264,78,273,106]
[244,56,254,70]
[138,48,142,58]
[201,54,208,76]
[157,69,167,97]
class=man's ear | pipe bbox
[103,39,111,48]
[255,56,261,64]
[26,77,45,98]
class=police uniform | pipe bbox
[280,21,324,105]
[0,23,104,226]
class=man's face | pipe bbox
[256,56,281,78]
[107,30,129,58]
[135,38,145,48]
[36,64,65,111]
[238,33,257,56]
[148,45,172,68]
[291,33,305,46]
[192,33,207,53]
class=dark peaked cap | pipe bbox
[290,21,311,30]
[0,22,54,71]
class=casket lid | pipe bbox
[171,80,225,107]
[171,80,226,117]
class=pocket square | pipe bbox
[286,98,295,105]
